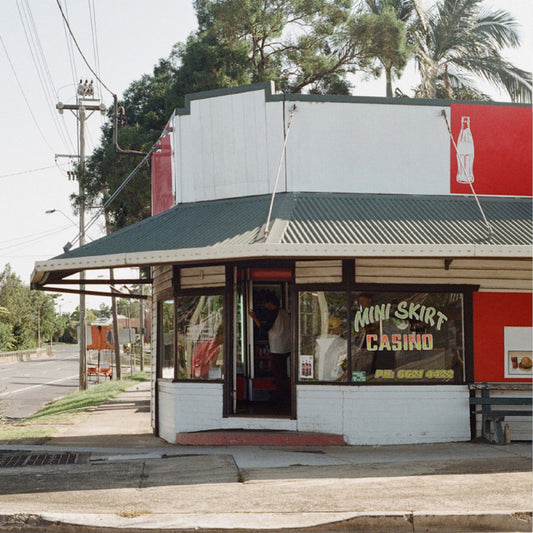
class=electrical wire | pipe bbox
[88,0,103,103]
[61,0,79,89]
[74,149,154,244]
[59,1,80,153]
[55,0,115,97]
[15,0,75,153]
[0,224,73,252]
[18,0,74,151]
[0,166,56,180]
[0,33,56,153]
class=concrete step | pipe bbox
[175,430,346,446]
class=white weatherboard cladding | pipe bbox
[286,102,450,195]
[297,385,470,445]
[174,91,284,203]
[172,88,452,203]
[356,257,533,292]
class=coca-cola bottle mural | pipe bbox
[456,116,475,184]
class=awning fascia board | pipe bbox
[31,243,532,287]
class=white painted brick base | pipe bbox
[297,385,471,445]
[157,381,471,445]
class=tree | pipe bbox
[411,0,532,102]
[0,265,57,349]
[359,1,412,96]
[191,0,375,94]
[0,322,15,351]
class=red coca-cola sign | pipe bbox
[450,103,532,197]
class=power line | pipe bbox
[0,33,56,153]
[61,0,79,88]
[0,165,56,180]
[0,224,73,252]
[55,0,115,97]
[88,0,103,103]
[16,0,75,153]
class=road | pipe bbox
[0,345,80,420]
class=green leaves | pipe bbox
[411,0,532,102]
[0,264,57,350]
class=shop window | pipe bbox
[176,295,224,380]
[159,299,175,379]
[298,291,348,382]
[297,290,465,384]
[352,291,464,384]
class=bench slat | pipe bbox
[470,397,532,405]
[476,410,532,417]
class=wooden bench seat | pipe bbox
[469,383,532,444]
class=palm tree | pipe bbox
[363,0,415,97]
[411,0,532,102]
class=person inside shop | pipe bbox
[249,291,291,404]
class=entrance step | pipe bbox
[175,430,346,446]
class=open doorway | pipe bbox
[233,268,292,417]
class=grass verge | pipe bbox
[0,372,150,442]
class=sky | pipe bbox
[0,0,531,313]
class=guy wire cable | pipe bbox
[264,103,297,238]
[441,109,494,242]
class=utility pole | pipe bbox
[57,80,105,391]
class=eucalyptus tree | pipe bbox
[411,0,532,102]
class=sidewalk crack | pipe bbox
[138,461,148,489]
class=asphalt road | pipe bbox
[0,345,80,420]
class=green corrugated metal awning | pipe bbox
[32,192,532,287]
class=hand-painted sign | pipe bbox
[450,103,532,197]
[354,302,448,333]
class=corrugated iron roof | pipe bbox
[54,192,531,262]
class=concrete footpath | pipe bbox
[0,381,531,532]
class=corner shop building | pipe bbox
[32,83,532,445]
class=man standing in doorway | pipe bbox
[249,291,291,404]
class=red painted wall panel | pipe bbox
[151,134,174,215]
[473,292,532,382]
[450,104,532,196]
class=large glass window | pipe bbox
[176,295,224,380]
[352,291,464,384]
[298,290,465,384]
[298,292,348,382]
[159,299,175,379]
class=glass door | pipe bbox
[232,268,291,416]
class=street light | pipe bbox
[45,209,78,227]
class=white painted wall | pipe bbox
[297,385,471,445]
[157,380,470,445]
[174,89,285,203]
[172,86,451,204]
[158,381,224,441]
[286,101,450,195]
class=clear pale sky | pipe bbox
[0,0,531,313]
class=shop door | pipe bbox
[232,270,291,416]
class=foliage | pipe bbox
[0,264,59,350]
[0,322,15,351]
[358,1,412,96]
[411,0,532,102]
